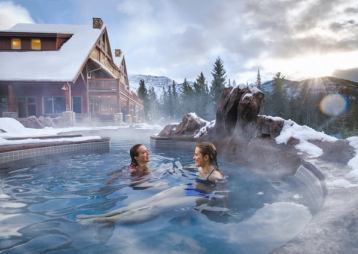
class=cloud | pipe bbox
[3,0,358,82]
[110,0,358,82]
[0,1,34,30]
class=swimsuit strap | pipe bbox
[206,167,216,181]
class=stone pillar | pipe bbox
[126,114,132,124]
[114,112,123,124]
[62,111,76,126]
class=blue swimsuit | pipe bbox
[185,168,216,197]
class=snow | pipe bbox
[326,178,358,189]
[0,118,162,145]
[259,114,285,122]
[0,23,103,82]
[0,136,102,146]
[187,112,209,124]
[276,119,337,158]
[346,136,358,178]
[194,120,215,138]
[242,93,253,100]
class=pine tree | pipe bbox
[137,79,149,120]
[161,86,168,118]
[256,68,261,87]
[137,79,148,101]
[181,78,194,114]
[147,87,159,121]
[167,85,173,118]
[171,81,178,119]
[210,57,227,111]
[194,72,209,118]
[271,72,289,118]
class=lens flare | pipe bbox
[319,94,347,116]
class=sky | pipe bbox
[1,0,358,83]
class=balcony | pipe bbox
[88,78,118,92]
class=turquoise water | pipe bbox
[0,129,320,253]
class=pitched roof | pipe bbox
[0,23,104,82]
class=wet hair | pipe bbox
[195,142,219,169]
[130,144,144,167]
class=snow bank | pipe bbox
[326,178,358,189]
[276,119,337,158]
[194,120,216,138]
[0,136,102,146]
[187,112,209,124]
[0,118,163,144]
[346,137,358,179]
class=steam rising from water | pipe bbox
[319,94,347,116]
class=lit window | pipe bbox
[31,39,41,50]
[11,38,21,49]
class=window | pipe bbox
[11,38,21,49]
[72,97,82,113]
[31,39,41,50]
[17,97,36,117]
[44,96,65,114]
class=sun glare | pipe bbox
[262,51,358,80]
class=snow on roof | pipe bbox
[0,23,104,82]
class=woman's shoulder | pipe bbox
[209,170,224,182]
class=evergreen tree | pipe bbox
[161,86,168,118]
[194,72,209,118]
[210,57,227,112]
[171,81,178,119]
[147,87,159,121]
[256,68,261,87]
[181,78,194,114]
[167,85,173,118]
[137,79,149,120]
[271,72,289,118]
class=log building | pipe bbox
[0,18,143,124]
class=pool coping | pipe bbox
[0,137,110,166]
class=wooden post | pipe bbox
[8,84,16,112]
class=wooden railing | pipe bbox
[88,79,118,91]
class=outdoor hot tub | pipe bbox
[0,129,326,254]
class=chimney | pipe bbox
[92,17,103,29]
[115,49,122,57]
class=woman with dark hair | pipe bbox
[106,144,150,185]
[129,144,150,177]
[193,142,224,183]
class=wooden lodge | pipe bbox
[0,18,143,124]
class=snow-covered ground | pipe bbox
[0,118,163,146]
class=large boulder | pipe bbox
[215,86,265,139]
[17,116,44,129]
[157,113,208,139]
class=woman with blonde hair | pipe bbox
[193,142,224,183]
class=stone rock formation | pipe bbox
[157,113,208,140]
[17,115,45,129]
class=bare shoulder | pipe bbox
[210,170,224,181]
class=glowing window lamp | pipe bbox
[11,38,21,49]
[31,39,41,50]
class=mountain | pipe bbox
[333,68,358,83]
[128,74,175,96]
[260,76,358,137]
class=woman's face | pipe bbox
[135,145,150,165]
[193,147,208,167]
